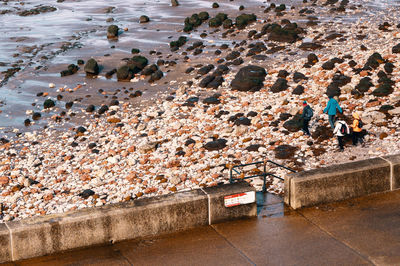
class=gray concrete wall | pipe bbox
[0,182,256,263]
[285,154,400,209]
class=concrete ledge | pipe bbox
[0,182,256,263]
[285,157,391,209]
[203,182,257,224]
[382,154,400,190]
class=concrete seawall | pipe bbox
[0,182,256,263]
[285,154,400,209]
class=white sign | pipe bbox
[224,191,256,207]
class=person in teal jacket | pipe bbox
[323,96,343,128]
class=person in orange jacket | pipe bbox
[351,112,363,146]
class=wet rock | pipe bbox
[271,78,288,93]
[60,64,79,77]
[116,66,133,81]
[149,70,163,83]
[283,114,303,132]
[299,42,323,50]
[223,19,233,29]
[107,25,119,38]
[231,65,267,91]
[212,2,219,8]
[207,76,224,89]
[43,99,55,109]
[275,145,297,159]
[32,112,41,120]
[127,56,149,71]
[86,105,95,112]
[199,75,214,88]
[198,11,210,21]
[139,15,150,23]
[84,58,99,76]
[235,13,257,29]
[18,6,57,16]
[98,105,109,115]
[65,102,73,109]
[170,36,188,50]
[110,99,119,106]
[209,13,228,27]
[226,51,240,61]
[198,64,214,75]
[76,126,87,134]
[266,23,302,43]
[171,0,179,6]
[142,64,158,76]
[131,48,140,54]
[204,139,227,151]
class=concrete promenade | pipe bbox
[4,190,400,266]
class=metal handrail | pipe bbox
[229,160,296,192]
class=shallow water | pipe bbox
[0,0,398,138]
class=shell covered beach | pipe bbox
[1,0,400,222]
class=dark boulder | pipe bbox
[355,77,373,93]
[293,72,307,83]
[231,65,267,91]
[197,64,214,75]
[283,114,303,132]
[322,60,335,70]
[234,117,251,126]
[149,70,163,83]
[372,83,393,97]
[270,78,288,93]
[78,189,95,199]
[107,25,119,38]
[199,75,215,88]
[203,96,220,105]
[226,51,240,61]
[32,112,41,120]
[392,43,400,53]
[43,99,55,109]
[204,139,227,151]
[292,85,305,95]
[171,0,179,6]
[274,145,297,159]
[235,13,257,29]
[142,64,158,76]
[86,105,95,112]
[116,65,133,81]
[139,15,150,23]
[84,58,99,75]
[246,144,262,152]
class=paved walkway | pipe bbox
[4,190,400,266]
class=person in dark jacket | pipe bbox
[323,96,343,129]
[301,101,313,136]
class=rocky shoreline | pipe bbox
[1,0,400,222]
